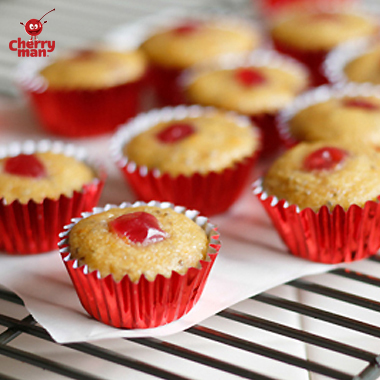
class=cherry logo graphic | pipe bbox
[20,8,55,42]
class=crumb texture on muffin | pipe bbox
[263,142,380,211]
[141,22,258,69]
[40,50,147,90]
[344,46,380,84]
[289,96,380,145]
[68,205,209,282]
[124,113,259,176]
[186,66,307,114]
[271,12,377,51]
[0,152,95,204]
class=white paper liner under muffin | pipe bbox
[0,140,105,254]
[323,36,379,85]
[59,200,220,329]
[110,105,261,216]
[277,83,380,146]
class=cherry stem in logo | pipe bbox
[39,8,55,21]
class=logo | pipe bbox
[9,8,56,57]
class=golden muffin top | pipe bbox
[185,65,308,115]
[140,20,259,69]
[344,46,380,84]
[263,141,380,211]
[68,205,209,282]
[271,12,378,51]
[123,112,259,176]
[0,152,95,204]
[39,49,147,90]
[288,95,380,146]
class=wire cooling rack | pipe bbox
[1,0,380,379]
[1,256,380,380]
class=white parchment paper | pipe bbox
[0,99,334,343]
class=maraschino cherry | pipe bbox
[4,154,47,178]
[310,13,340,22]
[157,123,195,143]
[74,49,96,60]
[303,147,348,171]
[343,98,379,111]
[173,21,201,35]
[235,68,266,87]
[109,212,167,245]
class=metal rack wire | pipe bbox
[1,257,380,380]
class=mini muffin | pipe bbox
[0,140,104,254]
[60,201,220,329]
[140,16,260,105]
[68,205,209,282]
[0,152,94,204]
[279,84,380,147]
[18,49,148,137]
[183,51,309,156]
[111,106,261,215]
[254,141,380,263]
[270,10,378,85]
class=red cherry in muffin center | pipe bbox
[343,98,379,111]
[235,68,267,87]
[310,13,340,22]
[303,147,348,171]
[173,21,201,35]
[157,123,195,143]
[73,49,97,61]
[4,154,47,178]
[109,212,167,245]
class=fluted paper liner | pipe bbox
[181,50,309,156]
[59,200,220,329]
[277,83,380,147]
[324,36,379,85]
[0,140,105,254]
[15,55,146,137]
[253,179,380,263]
[110,105,261,216]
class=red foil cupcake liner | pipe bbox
[111,105,261,216]
[250,113,285,158]
[0,140,105,254]
[276,83,380,148]
[253,179,380,263]
[272,40,329,86]
[59,200,220,329]
[147,64,185,107]
[16,57,146,138]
